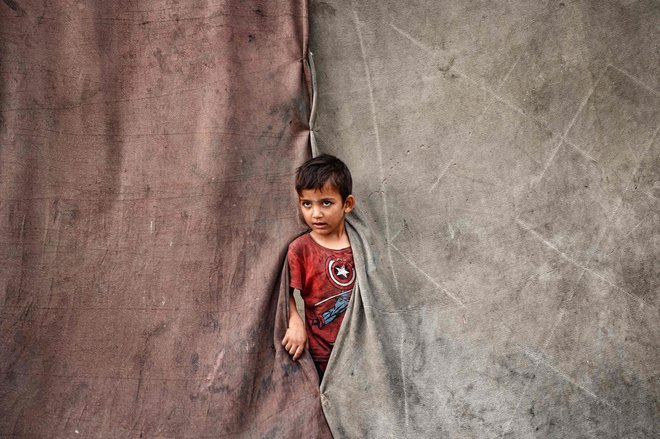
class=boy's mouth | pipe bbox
[313,222,327,228]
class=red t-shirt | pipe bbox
[288,232,355,371]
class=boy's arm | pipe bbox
[282,287,307,361]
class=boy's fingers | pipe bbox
[282,332,307,359]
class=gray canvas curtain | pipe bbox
[309,0,659,437]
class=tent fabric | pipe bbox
[1,1,331,437]
[309,0,659,437]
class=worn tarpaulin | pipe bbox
[0,1,332,437]
[309,1,660,438]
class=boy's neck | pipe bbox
[309,222,350,250]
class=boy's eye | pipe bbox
[301,201,311,207]
[322,200,332,206]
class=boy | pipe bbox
[282,154,356,381]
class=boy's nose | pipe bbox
[312,207,322,218]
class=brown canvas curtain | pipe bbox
[0,1,331,437]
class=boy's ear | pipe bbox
[343,194,355,213]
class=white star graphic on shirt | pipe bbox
[335,265,349,278]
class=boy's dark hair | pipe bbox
[295,154,353,202]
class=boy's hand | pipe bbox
[282,318,307,361]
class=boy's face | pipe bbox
[298,182,355,237]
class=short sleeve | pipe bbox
[287,244,304,290]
